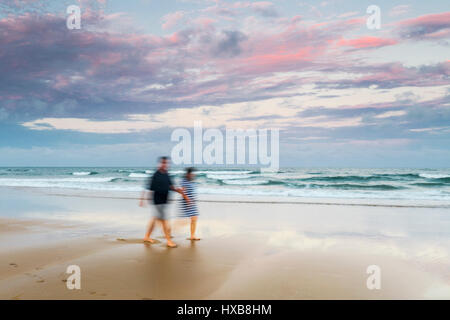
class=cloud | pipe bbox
[22,86,449,135]
[213,30,247,57]
[318,62,450,89]
[397,12,450,40]
[1,6,449,151]
[338,36,398,49]
[337,11,359,19]
[0,12,367,122]
[374,110,407,119]
[0,0,48,15]
[205,1,278,18]
[250,1,278,17]
[162,11,185,30]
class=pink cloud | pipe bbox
[193,17,216,29]
[53,75,70,90]
[397,12,450,40]
[1,9,448,122]
[162,11,185,30]
[338,36,398,49]
[237,47,316,74]
[399,12,450,26]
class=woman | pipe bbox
[179,167,200,240]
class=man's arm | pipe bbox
[170,185,191,204]
[140,176,153,207]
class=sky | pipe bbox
[0,0,449,167]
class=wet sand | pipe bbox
[0,187,449,299]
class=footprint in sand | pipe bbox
[116,238,161,244]
[9,263,18,268]
[36,279,45,283]
[25,273,39,278]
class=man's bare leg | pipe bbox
[162,220,177,247]
[167,224,173,238]
[143,218,156,243]
[190,216,200,240]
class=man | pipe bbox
[139,156,190,248]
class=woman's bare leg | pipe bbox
[190,216,200,240]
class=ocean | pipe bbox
[0,167,449,202]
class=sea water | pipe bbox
[0,167,449,202]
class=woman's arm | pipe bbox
[171,186,191,204]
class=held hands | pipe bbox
[177,187,192,206]
[184,195,192,206]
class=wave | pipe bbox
[411,182,446,187]
[6,168,32,172]
[0,177,128,191]
[197,170,253,175]
[299,173,426,183]
[300,175,387,182]
[111,178,135,183]
[72,171,98,176]
[207,174,252,180]
[0,177,115,183]
[374,173,421,179]
[306,183,404,190]
[221,179,286,186]
[128,173,149,178]
[419,173,450,179]
[221,179,270,185]
[432,177,450,183]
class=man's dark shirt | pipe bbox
[146,170,173,205]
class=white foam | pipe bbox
[0,177,134,192]
[72,172,92,176]
[419,173,450,179]
[207,174,252,180]
[169,170,185,174]
[222,179,269,185]
[128,173,149,178]
[198,170,253,175]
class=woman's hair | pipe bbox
[185,167,195,180]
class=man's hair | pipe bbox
[185,167,195,175]
[159,156,170,162]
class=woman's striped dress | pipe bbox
[179,178,199,217]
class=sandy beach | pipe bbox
[0,186,449,300]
